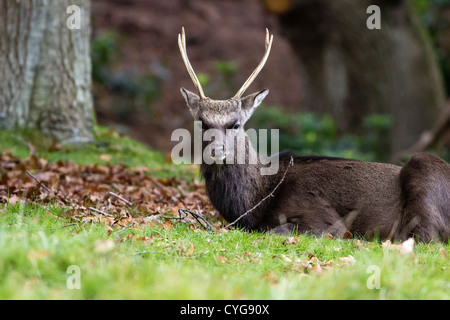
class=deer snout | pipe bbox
[211,144,227,160]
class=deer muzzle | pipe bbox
[211,144,227,161]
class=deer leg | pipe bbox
[269,204,349,237]
[399,153,450,242]
[269,223,299,236]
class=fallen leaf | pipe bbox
[339,255,356,265]
[217,256,228,263]
[94,239,115,254]
[285,236,300,244]
[8,194,20,205]
[48,139,61,152]
[400,238,415,254]
[27,249,51,261]
[280,254,292,262]
[382,240,395,249]
[162,220,173,230]
[343,231,353,239]
[100,154,112,162]
[261,272,278,285]
[126,234,135,241]
[382,238,415,255]
[440,248,447,259]
[311,263,323,274]
[186,244,195,256]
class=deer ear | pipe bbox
[180,87,200,113]
[240,89,269,123]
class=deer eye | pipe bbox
[232,123,240,131]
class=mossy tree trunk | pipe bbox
[0,0,94,144]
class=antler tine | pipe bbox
[233,28,273,99]
[178,27,207,100]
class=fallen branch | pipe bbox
[54,222,78,229]
[26,170,51,193]
[109,191,133,207]
[116,222,136,233]
[88,207,113,217]
[134,251,149,255]
[180,208,214,230]
[50,222,81,231]
[26,170,71,205]
[163,208,214,231]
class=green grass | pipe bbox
[0,127,449,299]
[1,202,449,299]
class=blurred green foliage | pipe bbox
[91,30,162,120]
[249,107,392,162]
[91,30,120,82]
[414,0,450,95]
[207,59,393,162]
[213,60,238,89]
[90,20,447,163]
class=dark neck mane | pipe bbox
[200,132,293,230]
[200,161,266,229]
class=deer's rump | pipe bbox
[257,153,450,241]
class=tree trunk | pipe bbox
[273,0,446,154]
[0,0,94,144]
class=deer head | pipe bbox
[179,27,273,163]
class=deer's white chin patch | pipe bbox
[211,154,227,162]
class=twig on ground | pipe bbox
[50,222,79,231]
[116,222,136,233]
[225,156,294,229]
[109,191,133,207]
[26,170,51,193]
[134,251,149,255]
[25,170,71,205]
[182,208,214,230]
[163,208,214,231]
[88,207,113,217]
[50,220,89,232]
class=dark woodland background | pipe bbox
[90,0,450,161]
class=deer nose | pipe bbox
[211,145,226,159]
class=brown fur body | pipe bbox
[202,151,450,241]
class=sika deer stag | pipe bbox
[178,27,450,242]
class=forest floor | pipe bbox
[0,127,449,299]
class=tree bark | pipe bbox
[273,0,446,154]
[0,0,94,144]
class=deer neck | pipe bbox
[200,135,269,228]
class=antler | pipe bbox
[233,28,273,99]
[178,27,207,100]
